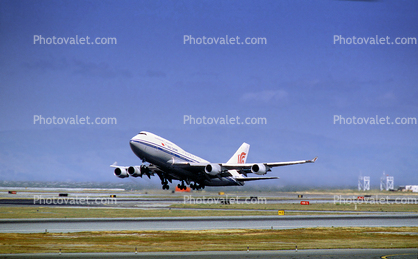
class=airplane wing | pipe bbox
[110,162,126,168]
[171,157,317,170]
[221,157,318,170]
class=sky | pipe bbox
[0,0,417,188]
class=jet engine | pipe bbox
[114,167,129,178]
[128,166,143,177]
[205,163,222,176]
[251,163,267,175]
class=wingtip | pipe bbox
[311,157,318,163]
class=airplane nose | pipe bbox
[130,138,146,161]
[130,138,144,151]
[130,139,139,153]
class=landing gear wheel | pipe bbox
[179,181,187,190]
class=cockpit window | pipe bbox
[139,132,147,135]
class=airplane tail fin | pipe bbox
[226,143,250,164]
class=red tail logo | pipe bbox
[237,152,246,164]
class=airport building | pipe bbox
[405,185,418,192]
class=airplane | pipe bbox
[111,131,317,190]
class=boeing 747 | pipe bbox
[111,131,317,190]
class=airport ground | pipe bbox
[0,187,417,257]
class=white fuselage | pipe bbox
[129,131,242,186]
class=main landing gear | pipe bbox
[190,182,205,190]
[177,181,187,190]
[161,179,170,190]
[161,179,205,191]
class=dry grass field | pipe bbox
[0,227,417,254]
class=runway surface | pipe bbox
[1,214,418,233]
[2,189,417,209]
[1,190,418,257]
[1,249,418,259]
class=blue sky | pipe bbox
[1,0,417,188]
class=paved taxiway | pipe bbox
[1,214,418,233]
[2,189,417,207]
[1,249,418,259]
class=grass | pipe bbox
[0,227,417,254]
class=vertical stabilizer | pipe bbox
[226,143,250,164]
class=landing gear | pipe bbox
[177,181,188,190]
[190,182,205,190]
[169,180,205,191]
[161,179,169,190]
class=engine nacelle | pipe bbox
[128,166,142,177]
[251,163,267,175]
[205,163,222,176]
[114,167,129,178]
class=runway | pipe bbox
[1,249,418,259]
[1,190,418,257]
[1,214,418,233]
